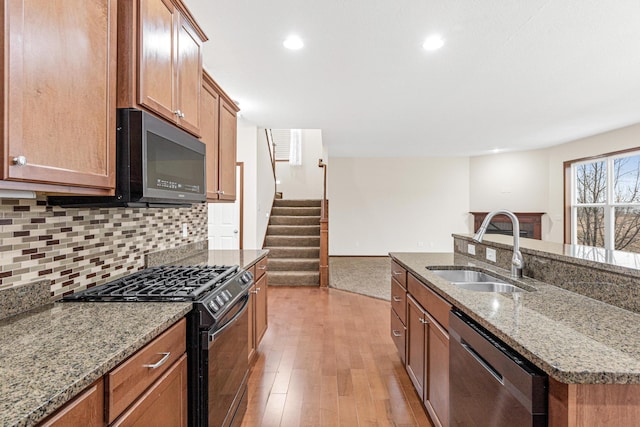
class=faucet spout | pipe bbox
[473,209,524,278]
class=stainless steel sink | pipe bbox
[429,269,507,284]
[453,282,524,293]
[428,268,525,293]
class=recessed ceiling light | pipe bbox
[422,35,444,51]
[283,35,304,50]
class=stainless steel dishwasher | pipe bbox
[449,309,547,427]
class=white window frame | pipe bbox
[570,149,640,251]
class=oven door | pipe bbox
[203,294,250,427]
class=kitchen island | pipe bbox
[391,239,640,426]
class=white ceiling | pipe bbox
[184,0,640,157]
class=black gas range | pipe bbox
[64,265,254,427]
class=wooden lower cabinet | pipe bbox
[39,319,187,426]
[406,295,426,397]
[39,379,104,427]
[406,293,449,427]
[111,354,187,427]
[254,273,268,344]
[248,257,268,364]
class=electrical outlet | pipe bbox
[467,244,476,255]
[486,248,497,262]
[182,223,188,238]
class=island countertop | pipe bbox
[390,252,640,385]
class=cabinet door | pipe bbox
[248,282,256,363]
[175,13,202,136]
[217,99,237,201]
[406,295,426,397]
[138,0,176,123]
[255,273,268,345]
[111,354,187,427]
[426,314,449,427]
[201,77,220,201]
[40,379,104,427]
[4,0,116,191]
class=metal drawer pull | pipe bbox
[392,296,402,302]
[143,352,171,369]
[419,317,429,324]
[256,287,261,292]
[257,265,267,270]
[392,330,402,337]
[392,271,402,276]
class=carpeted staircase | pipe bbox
[265,199,321,286]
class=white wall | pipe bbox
[256,129,276,247]
[236,120,275,249]
[469,123,640,242]
[328,157,471,255]
[275,129,324,199]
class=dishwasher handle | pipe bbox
[461,340,504,385]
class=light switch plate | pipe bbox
[467,244,476,255]
[486,248,497,262]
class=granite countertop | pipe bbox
[0,301,191,426]
[390,252,640,385]
[148,248,269,270]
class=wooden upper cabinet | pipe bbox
[118,0,206,136]
[201,71,239,202]
[218,99,238,201]
[1,0,117,193]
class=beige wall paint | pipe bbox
[469,123,640,242]
[237,120,275,249]
[275,129,324,199]
[328,157,471,255]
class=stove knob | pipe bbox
[215,295,224,306]
[209,301,219,311]
[221,292,230,302]
[225,290,233,299]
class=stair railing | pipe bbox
[318,159,329,287]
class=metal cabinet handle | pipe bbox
[256,287,261,292]
[257,265,267,270]
[251,290,258,294]
[216,190,225,195]
[174,110,184,118]
[392,271,402,276]
[419,317,429,324]
[392,330,402,337]
[392,296,402,302]
[143,352,171,369]
[12,156,27,166]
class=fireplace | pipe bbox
[471,212,544,240]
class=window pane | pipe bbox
[575,161,606,204]
[614,155,640,203]
[576,206,604,247]
[614,206,640,251]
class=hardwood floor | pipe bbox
[241,287,433,427]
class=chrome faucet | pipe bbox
[473,209,524,278]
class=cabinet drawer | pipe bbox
[390,310,406,364]
[255,256,268,280]
[107,318,186,423]
[407,274,451,330]
[391,260,407,288]
[391,279,406,325]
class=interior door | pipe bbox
[208,165,241,249]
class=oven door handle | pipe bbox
[208,294,250,343]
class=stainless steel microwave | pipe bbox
[49,109,206,208]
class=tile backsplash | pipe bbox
[0,196,207,299]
